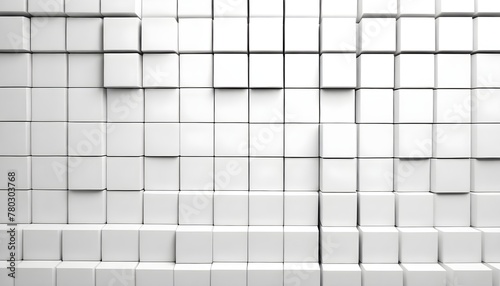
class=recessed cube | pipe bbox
[284,124,319,157]
[23,224,64,260]
[31,190,67,223]
[68,190,106,224]
[358,0,397,18]
[32,54,67,87]
[397,17,435,52]
[437,17,473,52]
[358,193,395,226]
[68,88,106,122]
[176,226,213,263]
[322,264,361,286]
[214,54,248,88]
[143,54,179,87]
[142,18,177,52]
[62,225,102,261]
[478,228,500,262]
[436,0,474,16]
[68,54,104,88]
[321,53,357,88]
[101,224,140,262]
[359,227,399,263]
[395,124,433,158]
[284,192,319,226]
[0,17,30,51]
[441,263,493,286]
[396,54,434,88]
[249,17,283,52]
[360,264,403,286]
[143,190,178,223]
[321,227,359,263]
[285,18,318,52]
[249,191,283,226]
[437,227,481,263]
[398,0,435,16]
[284,226,318,262]
[145,89,179,122]
[213,18,247,52]
[178,191,214,225]
[140,225,176,262]
[473,54,500,88]
[107,157,143,190]
[434,193,471,227]
[396,193,433,226]
[358,18,396,53]
[214,191,248,226]
[249,54,283,88]
[96,262,137,286]
[57,262,100,286]
[101,0,141,17]
[357,54,395,88]
[431,159,471,193]
[400,264,446,286]
[321,90,355,123]
[285,54,320,88]
[30,17,65,51]
[399,228,438,263]
[320,193,357,226]
[67,18,103,52]
[0,53,30,88]
[472,159,500,192]
[107,89,144,122]
[211,263,247,286]
[17,261,60,286]
[31,122,66,155]
[107,191,143,223]
[136,263,174,286]
[284,158,319,191]
[435,54,471,88]
[358,124,394,158]
[358,159,393,192]
[356,89,393,123]
[104,53,142,88]
[321,18,357,52]
[248,226,283,263]
[178,18,212,52]
[213,226,248,262]
[471,193,500,227]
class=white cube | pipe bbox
[357,54,395,88]
[320,158,357,192]
[396,193,434,227]
[101,224,140,262]
[437,227,481,263]
[320,193,357,226]
[321,53,357,88]
[396,54,435,88]
[358,193,395,226]
[359,227,399,263]
[437,17,473,52]
[399,228,438,263]
[104,53,142,88]
[176,226,213,263]
[321,227,359,263]
[431,159,471,193]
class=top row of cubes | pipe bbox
[0,0,499,18]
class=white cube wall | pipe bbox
[1,1,499,284]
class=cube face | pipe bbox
[431,159,471,193]
[140,226,176,262]
[356,89,393,123]
[214,54,248,88]
[471,193,500,227]
[358,159,394,192]
[359,227,399,263]
[397,18,435,52]
[437,17,473,52]
[248,226,284,263]
[396,54,435,88]
[357,54,395,88]
[401,264,446,286]
[213,227,248,262]
[435,54,471,89]
[101,225,140,262]
[321,18,357,52]
[0,53,31,87]
[438,228,482,263]
[321,159,357,192]
[179,18,213,53]
[359,18,396,53]
[472,159,500,192]
[395,124,433,158]
[321,264,361,286]
[361,264,403,286]
[441,263,493,286]
[104,54,142,88]
[67,18,103,52]
[285,18,319,52]
[284,226,319,262]
[358,193,395,226]
[0,17,30,51]
[249,18,283,52]
[321,227,359,263]
[214,18,248,52]
[321,54,357,88]
[396,193,434,227]
[142,18,178,52]
[320,193,357,226]
[399,228,438,263]
[176,226,213,263]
